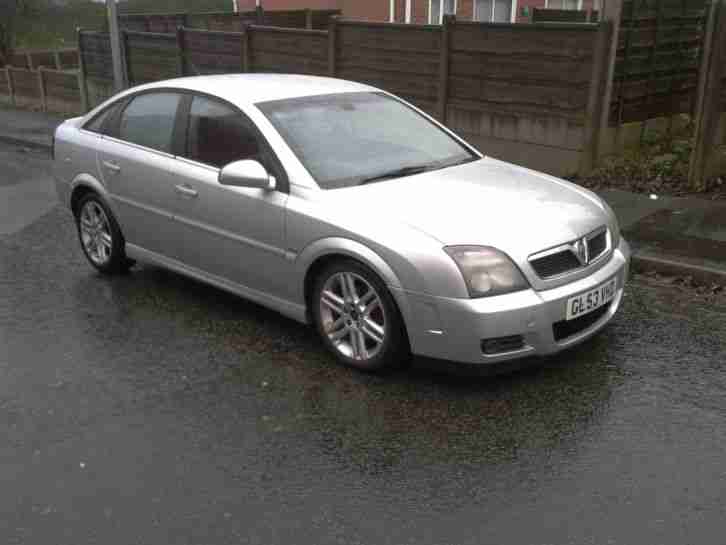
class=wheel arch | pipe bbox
[297,238,409,325]
[69,173,113,217]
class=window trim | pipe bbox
[82,87,289,194]
[428,0,457,24]
[177,91,290,194]
[107,89,186,156]
[81,101,123,135]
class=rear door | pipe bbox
[169,93,290,297]
[95,91,184,259]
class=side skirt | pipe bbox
[125,243,308,324]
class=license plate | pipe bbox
[566,277,617,321]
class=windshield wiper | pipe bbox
[359,164,434,185]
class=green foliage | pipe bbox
[10,0,233,51]
[573,123,724,199]
[14,1,105,49]
[572,127,698,197]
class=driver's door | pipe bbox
[169,94,290,297]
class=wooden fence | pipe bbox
[119,8,341,34]
[76,17,611,176]
[7,48,80,70]
[609,0,711,125]
[532,8,600,22]
[78,30,115,107]
[0,66,84,114]
[124,31,179,85]
[53,1,726,184]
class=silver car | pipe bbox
[53,74,630,372]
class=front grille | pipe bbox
[529,227,610,280]
[552,302,612,342]
[481,335,525,355]
[587,230,607,260]
[530,250,581,279]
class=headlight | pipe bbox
[601,200,621,248]
[444,246,529,298]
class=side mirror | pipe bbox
[219,160,276,191]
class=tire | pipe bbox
[75,193,133,275]
[311,259,410,372]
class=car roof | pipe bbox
[132,74,380,106]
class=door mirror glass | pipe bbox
[219,160,276,190]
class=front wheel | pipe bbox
[75,193,133,275]
[311,259,410,372]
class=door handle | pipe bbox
[102,160,121,174]
[175,184,198,198]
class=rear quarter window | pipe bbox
[83,102,122,134]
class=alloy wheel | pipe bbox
[79,200,113,266]
[319,272,387,362]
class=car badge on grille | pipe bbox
[572,237,589,266]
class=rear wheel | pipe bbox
[75,193,133,275]
[312,259,409,372]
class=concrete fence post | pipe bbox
[241,25,251,72]
[122,30,132,87]
[328,16,338,77]
[689,0,726,189]
[37,67,47,112]
[26,52,34,70]
[579,21,613,174]
[76,27,90,112]
[597,0,624,157]
[176,26,187,76]
[7,68,15,106]
[54,51,62,70]
[438,15,453,124]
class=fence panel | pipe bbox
[9,52,29,68]
[29,51,56,68]
[125,31,179,85]
[532,8,591,22]
[44,70,81,104]
[446,21,609,175]
[10,69,40,101]
[129,9,340,33]
[250,27,329,76]
[311,10,341,30]
[58,49,80,70]
[0,70,8,100]
[258,10,307,28]
[80,31,113,80]
[448,23,597,119]
[120,13,188,33]
[188,12,251,32]
[336,21,442,114]
[610,0,711,125]
[184,29,244,74]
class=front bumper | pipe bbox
[396,238,631,365]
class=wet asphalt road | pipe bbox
[1,143,726,544]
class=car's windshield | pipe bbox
[257,92,476,189]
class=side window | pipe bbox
[84,102,121,134]
[185,96,261,169]
[118,93,181,153]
